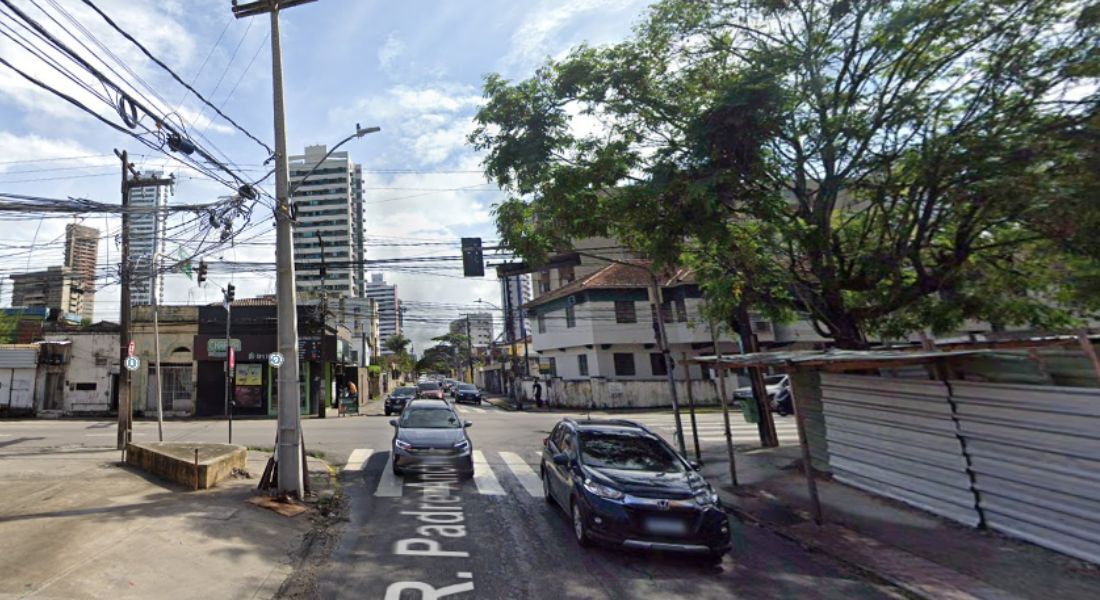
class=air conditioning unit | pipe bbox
[752,320,772,334]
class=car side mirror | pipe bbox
[464,420,473,428]
[552,452,571,466]
[688,460,702,470]
[389,419,398,427]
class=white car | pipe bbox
[734,375,788,400]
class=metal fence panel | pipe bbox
[952,381,1100,565]
[820,373,980,526]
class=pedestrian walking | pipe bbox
[533,380,543,409]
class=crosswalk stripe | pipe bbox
[500,451,542,497]
[374,453,404,497]
[345,448,373,471]
[471,450,505,495]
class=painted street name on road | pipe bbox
[386,464,475,599]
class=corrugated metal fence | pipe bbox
[952,381,1100,565]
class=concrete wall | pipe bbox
[518,371,741,409]
[0,367,36,415]
[42,332,118,414]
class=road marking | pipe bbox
[500,451,542,497]
[345,448,373,472]
[375,452,404,497]
[471,450,505,495]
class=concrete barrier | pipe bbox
[126,442,247,490]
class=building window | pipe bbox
[539,270,551,294]
[660,299,674,323]
[559,265,575,286]
[675,298,687,322]
[613,353,636,376]
[565,304,576,328]
[578,354,589,376]
[546,357,557,376]
[538,313,546,334]
[650,353,667,376]
[74,382,96,391]
[614,301,636,324]
[160,366,192,410]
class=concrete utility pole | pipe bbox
[232,0,318,497]
[465,314,474,383]
[115,149,132,452]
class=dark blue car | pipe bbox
[540,418,731,564]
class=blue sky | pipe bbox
[0,0,652,351]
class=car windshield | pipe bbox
[417,383,440,391]
[764,375,786,385]
[578,431,685,473]
[393,387,416,397]
[400,407,461,429]
[457,384,477,391]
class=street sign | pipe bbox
[127,340,135,357]
[124,356,140,371]
[269,352,284,368]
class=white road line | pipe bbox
[344,448,373,472]
[374,452,404,497]
[500,451,542,497]
[471,450,505,496]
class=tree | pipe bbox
[383,334,411,356]
[471,0,1099,347]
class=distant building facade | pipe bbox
[9,266,85,318]
[289,144,365,299]
[500,273,532,344]
[64,224,98,321]
[449,312,494,350]
[128,172,171,306]
[365,273,401,348]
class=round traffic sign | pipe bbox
[268,352,284,368]
[124,356,140,371]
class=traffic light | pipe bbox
[197,260,208,285]
[461,237,484,277]
[226,283,236,303]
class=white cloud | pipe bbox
[501,0,646,72]
[0,132,99,173]
[377,32,406,71]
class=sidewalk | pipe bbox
[702,445,1100,600]
[0,446,335,599]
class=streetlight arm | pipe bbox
[288,124,380,195]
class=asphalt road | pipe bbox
[1,404,895,599]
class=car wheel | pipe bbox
[392,462,403,476]
[477,400,482,405]
[542,467,554,505]
[571,500,591,547]
[704,551,725,566]
[384,409,391,416]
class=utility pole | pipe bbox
[115,149,132,453]
[233,0,317,497]
[465,314,474,384]
[501,279,515,399]
[223,284,234,442]
[317,235,327,419]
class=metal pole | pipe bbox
[151,255,164,442]
[269,5,303,496]
[465,314,474,383]
[225,297,232,443]
[116,149,132,452]
[681,352,701,463]
[711,322,738,487]
[649,277,687,457]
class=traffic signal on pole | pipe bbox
[226,284,236,303]
[197,260,208,285]
[461,237,484,277]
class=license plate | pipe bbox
[644,517,687,535]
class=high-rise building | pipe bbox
[64,224,98,321]
[501,273,532,342]
[289,145,365,299]
[128,172,171,306]
[365,273,400,349]
[450,313,494,349]
[9,266,84,316]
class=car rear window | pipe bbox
[578,431,684,473]
[417,383,440,390]
[400,407,461,429]
[394,387,416,396]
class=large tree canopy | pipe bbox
[471,0,1100,347]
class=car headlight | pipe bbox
[694,486,719,506]
[582,478,624,500]
[453,439,470,450]
[395,439,412,450]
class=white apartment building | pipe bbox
[128,172,171,306]
[500,273,532,343]
[449,313,494,350]
[365,273,401,348]
[290,144,365,299]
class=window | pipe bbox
[558,265,575,285]
[660,300,674,323]
[614,301,636,323]
[546,357,557,376]
[153,365,192,410]
[675,298,687,322]
[578,354,589,376]
[539,270,551,294]
[74,382,96,391]
[613,353,636,376]
[565,304,576,328]
[538,313,546,334]
[650,353,667,376]
[560,428,576,458]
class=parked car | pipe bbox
[453,383,483,405]
[733,375,788,402]
[540,417,731,564]
[416,381,445,400]
[390,399,474,477]
[384,386,417,416]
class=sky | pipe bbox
[0,0,653,353]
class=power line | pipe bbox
[79,0,272,155]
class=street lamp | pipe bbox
[287,123,380,195]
